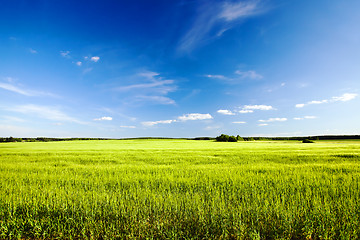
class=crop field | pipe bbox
[0,139,360,239]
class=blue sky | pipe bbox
[1,0,360,138]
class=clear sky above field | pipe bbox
[1,0,360,138]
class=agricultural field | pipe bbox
[0,139,360,239]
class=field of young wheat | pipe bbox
[0,139,359,239]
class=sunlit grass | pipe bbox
[0,140,359,239]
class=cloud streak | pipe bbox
[258,118,287,123]
[4,104,86,124]
[114,71,177,105]
[178,0,266,53]
[0,82,56,97]
[295,93,358,108]
[142,113,213,127]
[294,116,317,120]
[205,69,263,82]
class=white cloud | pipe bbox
[0,82,56,97]
[5,104,85,124]
[308,100,328,104]
[235,70,263,80]
[76,61,82,66]
[94,116,112,121]
[295,93,358,108]
[29,48,37,54]
[60,51,70,58]
[178,113,213,121]
[217,109,235,115]
[178,0,266,53]
[332,93,357,102]
[243,105,274,111]
[258,118,287,123]
[142,119,176,127]
[119,125,136,129]
[294,116,317,120]
[91,56,100,62]
[232,121,246,124]
[258,123,268,126]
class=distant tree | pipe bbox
[302,139,314,143]
[228,136,237,142]
[216,134,230,142]
[236,135,244,141]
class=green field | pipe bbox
[0,140,360,239]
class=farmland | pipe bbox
[0,139,360,239]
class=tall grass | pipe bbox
[0,140,360,239]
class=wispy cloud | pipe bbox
[205,74,228,80]
[235,70,263,80]
[205,69,263,82]
[295,93,358,108]
[294,116,317,120]
[219,1,262,21]
[0,82,56,97]
[178,113,213,121]
[217,109,235,115]
[135,96,176,105]
[0,116,26,123]
[115,80,175,92]
[119,125,136,129]
[76,61,82,66]
[4,104,85,124]
[29,48,37,54]
[60,51,70,58]
[258,123,268,126]
[258,118,287,123]
[94,116,112,121]
[178,0,266,53]
[114,71,177,105]
[138,71,160,79]
[232,121,246,124]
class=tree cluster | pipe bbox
[215,134,244,142]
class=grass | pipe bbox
[0,139,360,239]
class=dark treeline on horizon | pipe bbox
[1,135,360,143]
